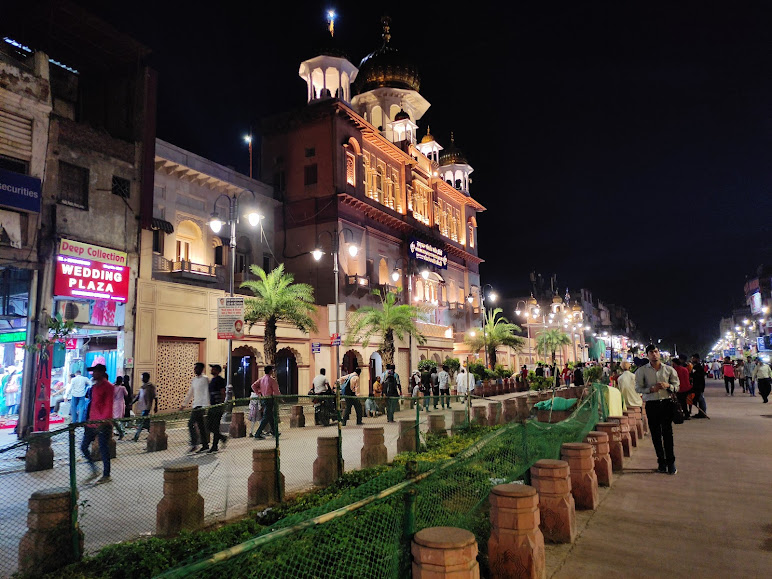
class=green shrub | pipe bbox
[418,359,437,373]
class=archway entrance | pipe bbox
[275,348,298,395]
[231,346,257,399]
[369,351,383,395]
[342,349,362,375]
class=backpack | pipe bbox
[340,375,353,396]
[383,373,399,397]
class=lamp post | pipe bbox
[312,228,358,385]
[468,283,496,368]
[516,295,540,365]
[244,135,253,179]
[209,190,262,407]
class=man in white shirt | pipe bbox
[312,368,331,394]
[437,364,451,409]
[752,358,772,403]
[66,370,91,423]
[455,367,475,401]
[180,362,210,452]
[617,361,642,408]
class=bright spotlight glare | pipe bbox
[348,244,358,257]
[247,212,262,227]
[312,249,323,261]
[209,218,223,233]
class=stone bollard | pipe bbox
[596,422,624,471]
[228,412,247,438]
[529,459,576,544]
[248,448,284,508]
[289,405,306,428]
[313,436,341,486]
[452,409,467,430]
[517,396,530,420]
[156,463,204,537]
[488,484,545,579]
[526,393,539,414]
[584,431,612,487]
[607,416,632,458]
[503,399,518,422]
[90,428,117,460]
[428,414,449,437]
[147,420,168,452]
[560,443,599,510]
[26,432,54,472]
[472,405,487,425]
[629,406,644,439]
[488,402,503,426]
[640,405,649,435]
[398,419,418,452]
[412,526,480,579]
[19,488,83,574]
[623,411,638,448]
[361,427,388,468]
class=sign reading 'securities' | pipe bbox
[409,238,448,269]
[54,239,130,302]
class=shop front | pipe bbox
[0,267,33,433]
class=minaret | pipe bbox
[415,126,443,163]
[298,12,358,103]
[439,132,474,194]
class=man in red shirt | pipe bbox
[80,364,115,483]
[672,358,692,421]
[251,365,281,440]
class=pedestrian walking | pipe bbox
[690,354,707,417]
[438,364,451,409]
[573,363,585,387]
[112,376,128,439]
[752,358,772,403]
[252,365,281,439]
[340,367,363,425]
[672,358,692,420]
[635,344,680,475]
[736,359,746,393]
[132,373,157,441]
[80,364,115,484]
[722,356,735,396]
[181,362,210,452]
[420,367,431,411]
[617,361,642,409]
[204,364,228,453]
[123,374,133,419]
[561,364,572,386]
[67,370,90,423]
[382,364,402,422]
[430,366,439,409]
[455,367,473,401]
[711,360,721,380]
[745,356,757,397]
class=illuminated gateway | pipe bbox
[261,16,486,388]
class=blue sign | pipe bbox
[312,342,321,354]
[409,238,448,269]
[758,338,768,353]
[0,169,42,213]
[723,348,736,358]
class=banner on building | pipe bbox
[217,297,245,339]
[409,238,448,269]
[0,168,42,213]
[54,239,130,302]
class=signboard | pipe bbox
[311,342,321,354]
[723,348,736,357]
[33,345,54,432]
[65,338,77,349]
[409,238,448,269]
[217,296,245,339]
[0,331,26,343]
[124,357,134,368]
[54,240,130,302]
[0,168,42,213]
[330,333,341,346]
[750,292,762,314]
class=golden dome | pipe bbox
[420,126,434,143]
[572,303,582,313]
[355,17,421,94]
[552,295,563,305]
[439,132,468,166]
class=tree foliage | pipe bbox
[464,308,523,368]
[241,264,317,364]
[535,328,572,365]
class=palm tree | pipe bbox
[345,290,426,365]
[241,264,317,364]
[464,308,524,368]
[535,328,572,365]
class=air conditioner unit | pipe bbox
[57,300,90,324]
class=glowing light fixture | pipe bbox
[247,212,262,227]
[312,249,324,261]
[209,214,223,233]
[244,135,252,144]
[421,270,430,280]
[391,269,400,282]
[348,244,358,257]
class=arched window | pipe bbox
[311,68,324,99]
[378,258,388,285]
[371,106,383,131]
[176,220,203,264]
[415,279,424,302]
[449,280,457,303]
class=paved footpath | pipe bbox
[548,378,772,578]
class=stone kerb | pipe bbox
[503,398,518,422]
[290,405,306,428]
[313,436,341,486]
[452,409,467,430]
[488,484,546,579]
[156,463,204,537]
[361,427,388,468]
[584,431,612,486]
[529,459,576,544]
[229,411,247,438]
[25,432,54,472]
[146,420,168,452]
[398,419,418,453]
[595,422,624,471]
[428,414,448,437]
[18,487,83,574]
[623,411,638,447]
[488,401,503,426]
[472,405,487,425]
[412,526,480,578]
[607,416,632,457]
[248,448,284,508]
[560,442,599,510]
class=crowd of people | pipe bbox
[706,356,772,402]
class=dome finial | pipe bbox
[450,131,455,143]
[381,15,391,44]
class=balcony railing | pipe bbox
[346,275,371,293]
[416,321,454,339]
[153,255,219,283]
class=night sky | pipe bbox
[68,1,772,346]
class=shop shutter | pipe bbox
[0,108,33,161]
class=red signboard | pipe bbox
[54,255,129,302]
[65,338,77,349]
[33,344,54,432]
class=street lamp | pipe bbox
[244,135,253,179]
[208,190,262,405]
[312,228,358,385]
[391,257,407,283]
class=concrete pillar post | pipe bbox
[560,442,599,510]
[25,432,54,472]
[584,431,612,486]
[146,420,168,452]
[289,405,306,428]
[361,427,388,468]
[517,396,529,420]
[472,405,487,425]
[428,414,448,437]
[529,459,576,543]
[18,488,83,574]
[248,448,284,508]
[156,463,204,537]
[412,526,480,578]
[488,484,545,579]
[228,411,247,438]
[451,409,467,430]
[607,416,632,457]
[595,422,624,471]
[313,436,341,486]
[488,401,503,425]
[503,399,518,422]
[628,406,644,438]
[623,411,638,447]
[397,419,417,453]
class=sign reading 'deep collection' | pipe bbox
[409,238,448,269]
[54,239,130,302]
[217,296,245,340]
